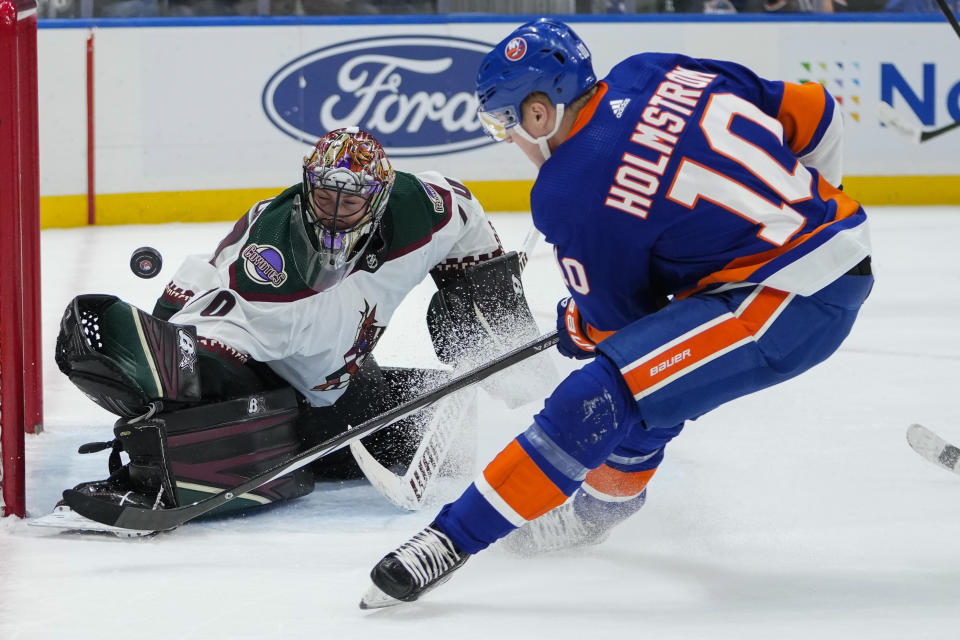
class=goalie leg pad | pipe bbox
[55,294,201,417]
[105,388,314,516]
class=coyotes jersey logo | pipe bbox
[313,301,385,391]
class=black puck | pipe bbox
[130,246,163,279]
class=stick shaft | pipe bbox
[934,0,960,40]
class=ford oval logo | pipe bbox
[263,35,495,157]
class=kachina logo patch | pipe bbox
[262,35,495,157]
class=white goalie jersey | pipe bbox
[158,171,504,407]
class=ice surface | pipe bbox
[2,209,960,639]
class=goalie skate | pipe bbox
[29,505,158,538]
[499,499,609,555]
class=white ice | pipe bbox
[2,209,959,639]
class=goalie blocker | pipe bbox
[428,250,538,365]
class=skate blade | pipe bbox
[359,582,404,610]
[28,505,158,538]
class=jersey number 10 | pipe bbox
[667,93,813,247]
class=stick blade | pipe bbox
[907,424,960,474]
[350,441,424,511]
[877,101,922,143]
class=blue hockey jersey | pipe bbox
[531,53,870,336]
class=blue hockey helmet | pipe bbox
[476,18,596,141]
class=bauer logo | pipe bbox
[263,36,495,157]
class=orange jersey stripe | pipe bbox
[584,464,657,498]
[586,324,616,345]
[675,177,862,300]
[816,173,861,221]
[482,440,569,521]
[777,82,828,155]
[737,286,790,332]
[622,288,790,397]
[566,82,609,140]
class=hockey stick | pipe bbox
[877,101,960,143]
[517,225,543,271]
[934,0,960,40]
[906,424,960,477]
[350,225,546,510]
[876,2,960,143]
[62,330,560,531]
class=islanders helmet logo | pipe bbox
[504,37,527,61]
[242,243,288,287]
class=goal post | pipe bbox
[1,0,43,519]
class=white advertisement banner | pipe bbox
[37,19,960,198]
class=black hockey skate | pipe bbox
[62,465,171,511]
[360,523,470,609]
[29,466,167,537]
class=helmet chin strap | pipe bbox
[514,103,565,162]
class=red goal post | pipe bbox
[1,0,43,518]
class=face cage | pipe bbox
[304,187,376,263]
[291,198,380,294]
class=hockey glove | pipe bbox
[556,297,599,360]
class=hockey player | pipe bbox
[50,127,539,530]
[361,19,873,607]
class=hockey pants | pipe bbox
[436,271,874,553]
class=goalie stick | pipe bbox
[61,330,560,532]
[906,424,960,477]
[350,226,545,510]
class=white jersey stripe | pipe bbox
[473,474,528,528]
[620,312,733,378]
[620,286,793,401]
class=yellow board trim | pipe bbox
[841,175,960,206]
[39,176,960,229]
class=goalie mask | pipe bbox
[291,127,395,292]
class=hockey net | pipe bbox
[1,0,43,518]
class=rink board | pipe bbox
[35,15,960,225]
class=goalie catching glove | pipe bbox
[55,294,201,417]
